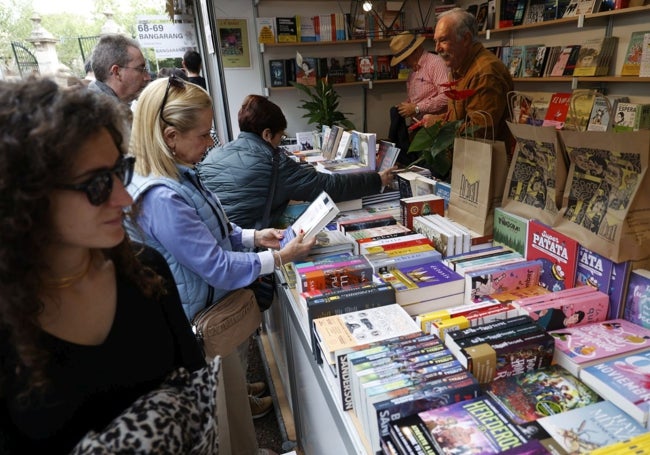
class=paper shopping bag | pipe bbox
[501,121,568,226]
[448,137,508,235]
[555,129,650,263]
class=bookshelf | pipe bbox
[480,2,650,101]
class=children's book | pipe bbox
[537,400,647,453]
[575,244,614,294]
[586,96,611,132]
[580,348,650,428]
[623,268,650,329]
[464,259,543,303]
[493,207,529,257]
[485,365,602,424]
[548,318,650,376]
[526,219,579,292]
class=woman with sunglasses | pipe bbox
[127,76,314,455]
[0,78,206,453]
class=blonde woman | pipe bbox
[127,76,313,455]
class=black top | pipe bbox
[188,76,207,90]
[0,246,205,454]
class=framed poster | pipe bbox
[217,18,250,69]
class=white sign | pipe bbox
[136,16,197,59]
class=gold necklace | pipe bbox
[43,253,93,289]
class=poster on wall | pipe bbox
[217,18,250,69]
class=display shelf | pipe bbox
[262,271,371,454]
[266,78,406,92]
[481,4,650,35]
[513,76,650,83]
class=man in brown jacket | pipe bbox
[424,7,514,145]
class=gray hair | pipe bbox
[91,34,142,82]
[438,7,479,43]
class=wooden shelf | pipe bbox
[268,78,406,92]
[513,76,650,83]
[480,4,650,35]
[262,37,392,49]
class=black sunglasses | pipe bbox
[159,75,186,126]
[56,155,135,206]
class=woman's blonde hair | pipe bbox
[130,77,212,179]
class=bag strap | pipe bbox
[256,148,281,230]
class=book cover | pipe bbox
[342,56,357,82]
[346,223,412,241]
[412,215,455,258]
[360,234,432,255]
[485,365,602,424]
[337,213,397,233]
[548,318,650,376]
[376,140,394,171]
[623,269,650,329]
[476,1,489,30]
[609,260,632,320]
[586,96,611,132]
[490,284,551,303]
[445,245,513,270]
[507,45,524,78]
[298,260,374,293]
[400,194,445,230]
[268,59,287,87]
[375,54,393,80]
[326,56,346,84]
[312,303,421,366]
[295,55,318,86]
[520,289,610,330]
[580,348,650,427]
[349,130,376,169]
[413,175,437,197]
[493,207,529,257]
[356,55,375,81]
[298,15,316,42]
[465,259,543,303]
[549,46,577,76]
[541,92,572,129]
[612,101,638,132]
[378,260,465,306]
[256,17,276,44]
[526,219,579,292]
[565,89,596,131]
[520,44,545,77]
[573,37,614,76]
[462,331,555,383]
[417,396,534,454]
[523,0,546,24]
[275,16,298,43]
[280,191,339,247]
[366,248,443,275]
[620,30,650,76]
[537,400,647,453]
[575,244,614,294]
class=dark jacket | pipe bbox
[197,131,382,229]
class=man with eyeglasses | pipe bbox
[88,34,152,105]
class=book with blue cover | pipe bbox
[580,348,650,428]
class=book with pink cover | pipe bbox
[519,290,610,331]
[464,259,543,303]
[548,319,650,376]
[526,219,579,292]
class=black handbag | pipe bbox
[252,149,281,312]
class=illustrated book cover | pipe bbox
[623,268,650,329]
[280,191,339,247]
[464,259,543,303]
[541,92,572,129]
[548,318,650,376]
[620,30,650,76]
[485,364,602,424]
[493,207,529,257]
[526,219,579,292]
[537,400,647,454]
[580,348,650,428]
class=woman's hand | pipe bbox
[378,166,397,188]
[255,228,284,249]
[278,230,317,264]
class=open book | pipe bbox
[280,191,340,247]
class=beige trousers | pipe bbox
[214,340,258,455]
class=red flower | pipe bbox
[444,89,477,100]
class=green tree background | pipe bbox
[0,0,172,78]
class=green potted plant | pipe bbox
[290,66,356,132]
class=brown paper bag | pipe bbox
[448,137,508,236]
[555,129,650,262]
[501,121,568,226]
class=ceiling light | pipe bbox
[363,0,373,12]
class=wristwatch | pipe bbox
[414,105,420,115]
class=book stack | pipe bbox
[295,254,374,293]
[348,334,481,454]
[513,285,610,330]
[375,139,400,172]
[306,228,356,259]
[415,298,521,335]
[377,260,465,315]
[413,214,475,257]
[357,231,432,256]
[443,314,555,383]
[463,259,543,304]
[399,194,445,230]
[442,245,518,271]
